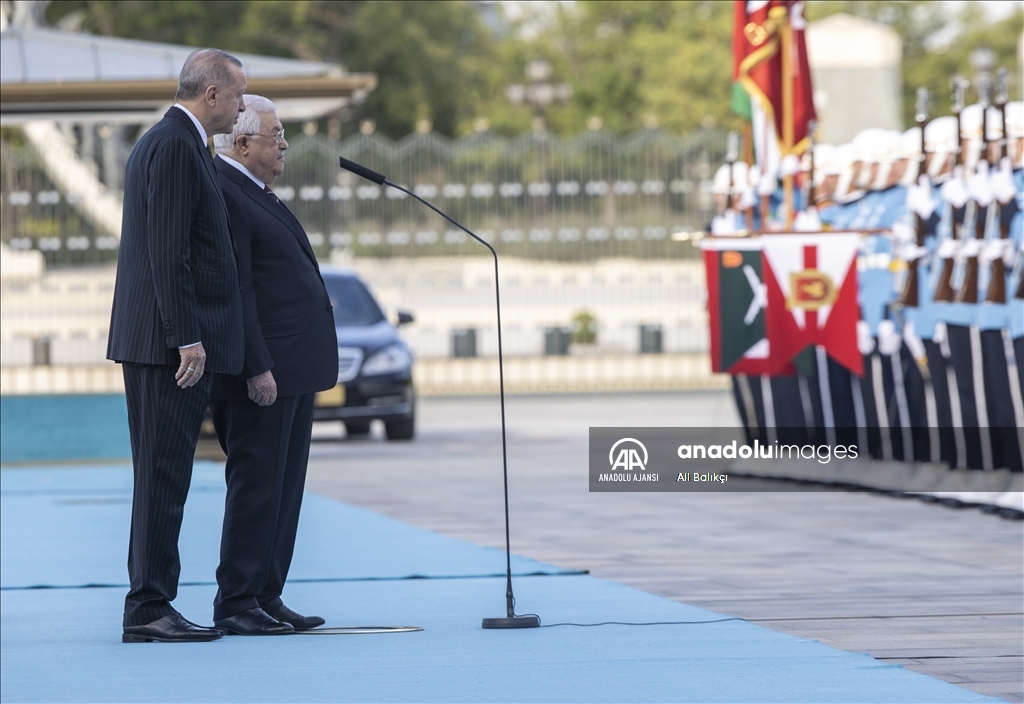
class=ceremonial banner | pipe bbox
[760,233,863,375]
[731,0,816,156]
[702,238,791,374]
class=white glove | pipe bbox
[991,157,1017,204]
[758,171,777,197]
[901,242,928,261]
[891,221,915,243]
[937,238,960,258]
[710,215,735,235]
[980,238,1014,267]
[857,320,875,355]
[877,320,902,356]
[940,166,968,208]
[906,175,937,218]
[793,208,822,232]
[781,154,800,177]
[959,238,982,257]
[966,160,993,207]
[738,186,757,211]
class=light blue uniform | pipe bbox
[931,197,977,327]
[902,182,943,340]
[856,188,904,334]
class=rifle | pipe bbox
[1017,251,1024,301]
[954,73,992,304]
[983,68,1010,304]
[898,88,929,308]
[934,77,967,302]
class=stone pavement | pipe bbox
[305,391,1024,702]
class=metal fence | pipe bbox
[2,125,725,264]
[1,140,118,267]
[293,127,725,262]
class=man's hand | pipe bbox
[176,343,207,388]
[247,370,278,406]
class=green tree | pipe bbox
[43,0,1024,140]
[806,1,1022,122]
[530,1,738,136]
[46,0,498,139]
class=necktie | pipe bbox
[264,185,280,204]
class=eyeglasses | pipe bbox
[244,129,286,144]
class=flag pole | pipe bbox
[743,122,755,231]
[780,7,795,229]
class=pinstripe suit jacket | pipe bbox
[107,107,244,374]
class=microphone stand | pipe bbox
[339,157,541,629]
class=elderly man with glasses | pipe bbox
[209,95,338,635]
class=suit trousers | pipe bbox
[210,392,315,620]
[122,362,213,627]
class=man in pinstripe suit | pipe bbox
[107,48,247,643]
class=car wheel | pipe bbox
[345,420,372,437]
[384,415,415,441]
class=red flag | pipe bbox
[760,233,863,375]
[732,0,816,156]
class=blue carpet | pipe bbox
[0,464,565,589]
[0,394,131,463]
[0,464,998,703]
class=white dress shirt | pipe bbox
[217,154,265,190]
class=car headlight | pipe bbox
[361,344,411,376]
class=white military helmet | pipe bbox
[959,103,986,168]
[731,160,750,190]
[899,127,923,185]
[712,164,731,195]
[872,129,902,189]
[984,106,1003,139]
[924,115,958,180]
[1006,101,1023,138]
[811,143,836,186]
[1005,101,1023,167]
[832,142,860,199]
[852,128,883,161]
[850,129,877,188]
[900,127,922,159]
[747,162,762,189]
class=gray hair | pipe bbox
[213,95,277,152]
[175,48,243,102]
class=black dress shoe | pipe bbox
[264,603,326,631]
[214,607,294,636]
[123,613,222,643]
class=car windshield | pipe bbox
[325,276,386,327]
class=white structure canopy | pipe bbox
[0,26,376,124]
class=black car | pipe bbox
[313,266,416,440]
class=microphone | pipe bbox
[339,156,541,629]
[338,156,386,186]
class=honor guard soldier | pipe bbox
[932,96,991,470]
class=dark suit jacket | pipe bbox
[211,157,338,400]
[107,107,244,374]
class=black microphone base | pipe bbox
[482,615,541,629]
